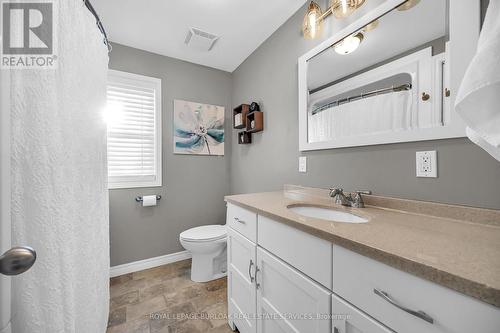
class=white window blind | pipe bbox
[106,70,162,189]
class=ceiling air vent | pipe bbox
[184,27,219,51]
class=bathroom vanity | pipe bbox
[225,186,500,333]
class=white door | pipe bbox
[227,228,257,333]
[256,247,331,333]
[0,69,37,333]
[332,295,393,333]
[0,58,12,333]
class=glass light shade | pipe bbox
[331,0,365,19]
[302,1,323,39]
[397,0,421,11]
[333,32,364,55]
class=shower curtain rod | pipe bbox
[311,83,412,115]
[84,0,111,52]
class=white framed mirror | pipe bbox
[298,0,480,151]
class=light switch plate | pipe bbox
[416,151,437,178]
[299,156,307,173]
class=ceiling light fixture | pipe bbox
[302,0,365,39]
[397,0,421,11]
[333,32,364,55]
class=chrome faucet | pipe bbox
[329,188,372,208]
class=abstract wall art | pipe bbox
[173,100,225,155]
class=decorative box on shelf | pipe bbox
[238,131,252,144]
[233,104,249,129]
[246,111,263,133]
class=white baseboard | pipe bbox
[110,250,191,278]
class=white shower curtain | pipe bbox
[308,91,413,143]
[9,1,109,332]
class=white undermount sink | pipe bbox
[288,205,368,223]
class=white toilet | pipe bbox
[179,224,227,282]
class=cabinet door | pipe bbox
[256,247,331,333]
[228,228,257,333]
[332,294,393,333]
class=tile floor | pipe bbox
[107,259,236,333]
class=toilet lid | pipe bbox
[180,225,227,242]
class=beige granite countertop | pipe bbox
[225,187,500,308]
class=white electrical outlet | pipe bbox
[299,156,307,173]
[416,151,437,178]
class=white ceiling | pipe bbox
[92,0,308,72]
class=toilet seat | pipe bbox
[180,225,226,242]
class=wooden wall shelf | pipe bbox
[233,104,249,129]
[246,111,263,133]
[233,102,263,145]
[238,131,252,144]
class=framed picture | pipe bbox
[173,100,225,155]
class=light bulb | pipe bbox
[308,11,317,37]
[333,32,364,55]
[341,0,347,14]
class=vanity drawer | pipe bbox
[332,294,392,333]
[258,215,332,289]
[333,245,500,333]
[227,203,257,242]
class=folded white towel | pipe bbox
[455,0,500,161]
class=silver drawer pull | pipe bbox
[248,259,255,282]
[374,288,434,324]
[234,217,246,224]
[255,267,261,289]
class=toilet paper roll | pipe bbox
[142,195,157,207]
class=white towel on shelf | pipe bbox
[455,0,500,161]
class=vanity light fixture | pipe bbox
[397,0,421,11]
[333,32,364,55]
[302,0,366,39]
[331,0,365,18]
[302,1,324,39]
[363,19,379,32]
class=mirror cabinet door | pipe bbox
[299,0,480,150]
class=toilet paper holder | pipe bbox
[135,195,162,202]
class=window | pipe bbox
[106,70,162,189]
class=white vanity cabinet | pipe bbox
[227,228,257,333]
[227,202,500,333]
[256,247,331,333]
[333,244,500,333]
[227,203,332,333]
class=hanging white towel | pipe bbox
[455,0,500,161]
[466,127,500,161]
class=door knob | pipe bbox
[0,246,36,276]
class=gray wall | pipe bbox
[109,1,499,266]
[108,44,232,266]
[230,2,500,210]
